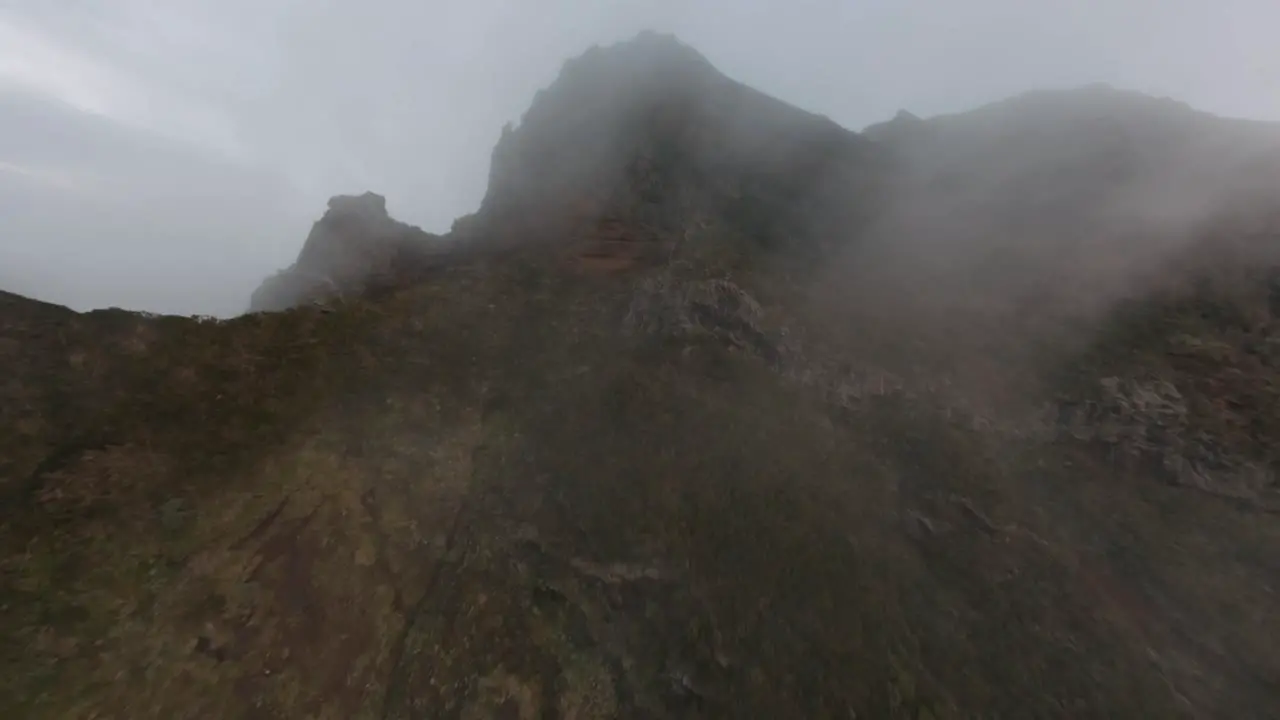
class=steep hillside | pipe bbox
[5,32,1280,719]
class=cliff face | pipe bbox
[6,32,1280,719]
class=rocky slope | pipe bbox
[5,31,1280,719]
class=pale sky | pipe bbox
[1,0,1277,316]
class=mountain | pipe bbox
[5,31,1280,718]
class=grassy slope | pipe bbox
[5,242,1279,718]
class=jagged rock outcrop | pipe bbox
[248,192,446,312]
[471,31,878,269]
[7,30,1280,719]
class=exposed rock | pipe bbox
[248,192,446,312]
[623,271,779,363]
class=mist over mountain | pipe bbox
[3,32,1280,718]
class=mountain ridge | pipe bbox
[248,34,1280,317]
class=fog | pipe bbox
[2,0,1279,316]
[814,81,1280,412]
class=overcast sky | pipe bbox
[1,0,1277,316]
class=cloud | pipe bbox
[0,88,310,317]
[0,159,103,194]
[0,10,244,158]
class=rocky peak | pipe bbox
[324,191,389,221]
[474,31,875,263]
[249,192,444,312]
[292,192,402,271]
[476,33,722,233]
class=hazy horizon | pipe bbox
[2,0,1278,316]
